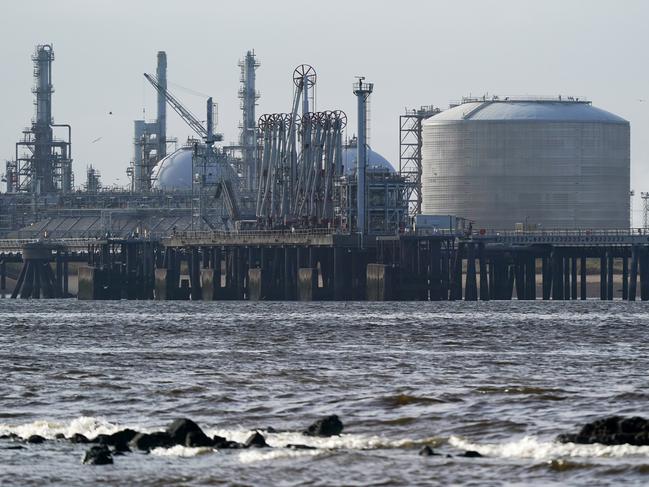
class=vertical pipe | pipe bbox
[478,243,489,301]
[450,245,463,301]
[580,256,587,300]
[622,253,629,300]
[465,243,477,301]
[206,97,214,145]
[488,259,496,300]
[552,250,563,300]
[563,256,570,300]
[571,257,577,300]
[63,253,69,296]
[11,262,28,299]
[629,246,638,301]
[600,255,607,301]
[514,255,525,300]
[0,258,5,291]
[640,248,649,301]
[542,256,551,300]
[607,253,614,301]
[156,51,167,160]
[353,80,373,240]
[526,256,536,300]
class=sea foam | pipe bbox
[0,416,127,440]
[449,435,649,460]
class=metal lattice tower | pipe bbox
[238,51,260,192]
[399,106,440,216]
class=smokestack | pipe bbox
[353,78,373,241]
[156,51,167,160]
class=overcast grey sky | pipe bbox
[1,0,647,222]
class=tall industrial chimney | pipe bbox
[353,77,373,240]
[156,51,167,160]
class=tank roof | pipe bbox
[425,98,628,124]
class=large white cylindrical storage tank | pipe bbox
[421,99,630,230]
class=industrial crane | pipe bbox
[143,73,222,145]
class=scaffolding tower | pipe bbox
[399,106,440,216]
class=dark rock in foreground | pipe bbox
[214,437,244,449]
[304,415,344,437]
[27,435,46,444]
[129,432,174,451]
[419,445,440,456]
[286,443,317,450]
[245,431,269,448]
[557,416,649,446]
[185,431,214,447]
[461,450,483,458]
[68,433,89,444]
[97,429,139,448]
[83,445,113,465]
[166,418,211,446]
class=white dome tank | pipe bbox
[152,146,238,190]
[421,98,630,230]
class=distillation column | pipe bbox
[353,79,374,238]
[239,51,260,192]
[156,51,167,161]
[33,45,54,193]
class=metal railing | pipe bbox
[0,237,100,252]
[166,227,342,242]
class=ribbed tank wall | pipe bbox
[421,121,630,229]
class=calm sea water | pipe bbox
[1,300,648,486]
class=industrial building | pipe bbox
[420,97,630,230]
[0,43,635,244]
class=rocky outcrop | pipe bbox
[244,431,269,448]
[419,445,440,456]
[68,433,90,444]
[82,445,113,465]
[185,431,214,447]
[166,418,210,446]
[129,432,174,451]
[557,416,649,446]
[304,415,343,437]
[461,450,483,458]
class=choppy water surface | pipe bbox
[1,300,649,486]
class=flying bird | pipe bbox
[91,137,103,143]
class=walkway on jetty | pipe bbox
[2,229,649,301]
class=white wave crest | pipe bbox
[0,416,126,440]
[151,445,215,457]
[238,448,323,464]
[449,435,649,460]
[207,427,436,451]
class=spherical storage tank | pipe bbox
[421,99,630,229]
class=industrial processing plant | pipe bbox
[0,43,632,239]
[1,42,646,305]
